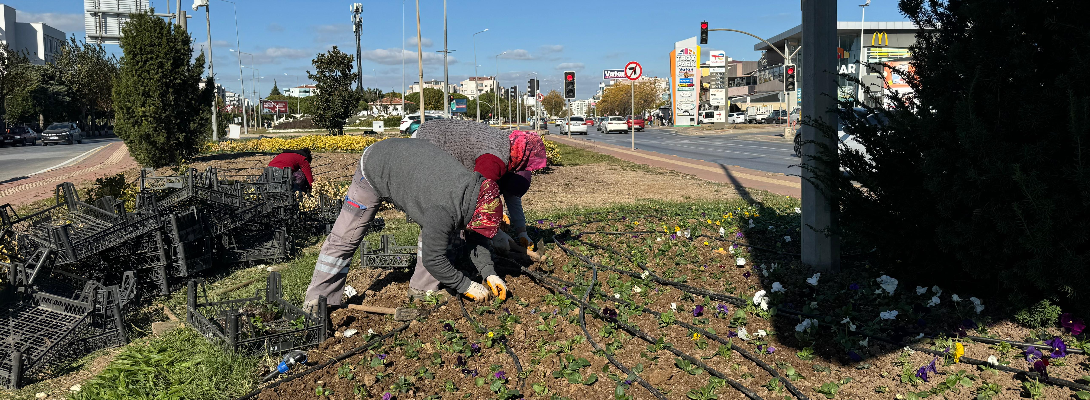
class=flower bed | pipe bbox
[203,135,383,154]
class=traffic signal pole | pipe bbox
[800,0,840,271]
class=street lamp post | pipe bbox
[858,0,871,105]
[221,0,246,135]
[415,0,424,124]
[472,29,488,122]
[193,0,217,140]
[494,52,505,124]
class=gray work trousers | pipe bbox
[303,162,380,307]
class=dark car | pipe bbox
[42,122,83,145]
[763,110,788,125]
[2,126,40,146]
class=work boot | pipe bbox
[407,287,452,303]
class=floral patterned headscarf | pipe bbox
[508,131,547,172]
[467,179,503,238]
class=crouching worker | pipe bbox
[268,148,314,193]
[302,139,509,314]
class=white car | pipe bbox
[601,116,628,133]
[399,115,443,133]
[728,112,746,124]
[563,116,588,134]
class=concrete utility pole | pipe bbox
[415,0,424,124]
[194,0,217,140]
[352,3,363,91]
[442,0,449,118]
[801,0,840,271]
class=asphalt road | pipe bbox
[0,136,123,183]
[545,123,799,175]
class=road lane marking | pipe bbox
[28,144,109,176]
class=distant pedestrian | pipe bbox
[268,148,314,193]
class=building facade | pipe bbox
[0,4,66,65]
[410,79,458,94]
[570,99,591,117]
[369,97,410,116]
[287,85,318,97]
[459,77,496,100]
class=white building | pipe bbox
[287,85,318,97]
[0,4,66,65]
[459,77,496,100]
[369,97,411,116]
[410,79,458,94]
[224,90,243,111]
[570,99,593,117]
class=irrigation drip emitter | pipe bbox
[520,265,765,400]
[551,231,1090,395]
[456,296,526,391]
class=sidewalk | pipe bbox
[547,135,801,198]
[0,142,139,207]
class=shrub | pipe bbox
[808,0,1090,311]
[272,117,316,130]
[204,135,381,154]
[383,115,403,130]
[543,140,562,166]
[1013,300,1063,329]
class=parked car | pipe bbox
[746,106,772,124]
[626,115,645,132]
[728,112,746,124]
[763,110,788,125]
[563,116,588,134]
[42,122,83,145]
[399,114,443,133]
[602,116,628,133]
[2,126,40,146]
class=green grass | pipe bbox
[548,141,661,174]
[69,328,261,400]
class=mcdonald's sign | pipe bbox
[871,31,889,47]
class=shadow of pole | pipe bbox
[717,163,756,204]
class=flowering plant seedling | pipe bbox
[553,355,598,385]
[674,358,704,376]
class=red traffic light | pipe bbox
[566,74,573,81]
[786,66,795,74]
[700,22,708,29]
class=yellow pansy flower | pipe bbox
[953,342,964,363]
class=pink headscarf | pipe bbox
[508,131,547,172]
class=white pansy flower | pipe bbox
[738,327,750,340]
[718,227,726,237]
[752,290,769,310]
[748,219,755,228]
[795,319,813,332]
[809,301,819,310]
[931,286,942,296]
[879,310,899,320]
[951,294,961,302]
[970,297,984,314]
[614,293,621,299]
[344,285,358,298]
[736,257,746,266]
[670,303,678,311]
[771,282,785,293]
[367,328,376,335]
[927,296,940,307]
[903,346,915,355]
[632,285,642,293]
[859,337,869,347]
[876,275,898,295]
[794,207,801,214]
[916,286,927,295]
[756,329,767,337]
[987,355,998,365]
[841,317,857,332]
[683,229,691,238]
[784,236,792,242]
[656,237,663,242]
[806,273,821,286]
[640,270,650,279]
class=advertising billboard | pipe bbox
[603,69,626,80]
[709,50,726,67]
[262,100,289,114]
[451,98,468,113]
[672,37,700,126]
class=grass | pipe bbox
[69,328,261,400]
[547,141,662,174]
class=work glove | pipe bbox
[463,282,489,302]
[516,232,533,251]
[486,275,508,301]
[491,230,513,254]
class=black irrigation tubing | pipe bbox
[233,316,415,400]
[962,335,1086,355]
[540,270,810,400]
[555,240,1090,395]
[521,265,765,400]
[909,345,1090,392]
[456,296,526,391]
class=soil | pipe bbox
[522,164,736,213]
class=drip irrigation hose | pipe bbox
[538,268,809,400]
[553,239,1090,394]
[962,335,1086,355]
[456,296,526,391]
[521,265,764,400]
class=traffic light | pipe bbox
[700,21,709,45]
[784,64,796,92]
[563,71,576,99]
[527,79,536,96]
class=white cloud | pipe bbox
[499,49,533,60]
[539,45,563,54]
[555,62,585,72]
[18,12,83,36]
[405,37,434,48]
[262,47,310,59]
[361,48,454,66]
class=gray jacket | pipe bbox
[361,138,495,293]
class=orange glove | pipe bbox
[486,275,507,301]
[464,282,489,302]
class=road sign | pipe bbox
[451,98,467,113]
[537,93,544,101]
[625,61,642,81]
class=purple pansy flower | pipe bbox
[743,272,751,278]
[735,232,744,239]
[693,305,705,317]
[1061,313,1086,336]
[443,322,454,332]
[471,343,481,353]
[602,307,619,321]
[382,392,393,400]
[767,346,776,354]
[377,354,387,360]
[915,357,938,382]
[848,351,862,362]
[1045,337,1067,358]
[462,368,478,376]
[715,304,729,316]
[727,330,738,338]
[670,234,677,240]
[848,283,860,291]
[1025,346,1043,362]
[1032,359,1049,378]
[537,219,544,225]
[494,371,507,380]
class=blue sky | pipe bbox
[12,0,908,102]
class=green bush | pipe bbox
[809,0,1090,311]
[383,115,403,129]
[1013,299,1063,329]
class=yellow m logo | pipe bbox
[871,31,889,46]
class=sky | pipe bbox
[10,0,909,102]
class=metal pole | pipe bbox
[858,0,870,105]
[801,0,840,271]
[566,99,570,138]
[442,0,449,118]
[473,29,488,122]
[402,0,405,114]
[415,0,424,123]
[204,3,217,141]
[227,1,246,135]
[354,5,363,92]
[630,80,635,150]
